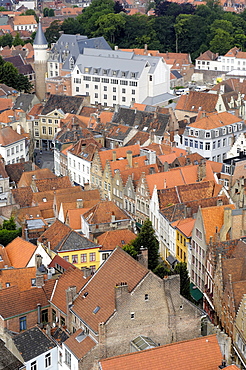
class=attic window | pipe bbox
[121,240,125,244]
[191,105,195,109]
[93,306,100,314]
[76,331,86,343]
[0,255,2,261]
[131,72,136,78]
[94,68,99,74]
[143,127,148,131]
[84,67,89,73]
[43,198,47,202]
[83,292,89,298]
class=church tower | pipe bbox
[33,19,48,101]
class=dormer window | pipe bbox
[223,127,226,135]
[228,126,232,133]
[121,71,126,77]
[238,123,242,130]
[195,130,199,137]
[215,130,219,137]
[190,129,194,136]
[84,67,89,73]
[103,69,108,75]
[94,68,99,74]
[233,125,237,132]
[205,131,211,138]
[131,72,136,78]
[112,70,117,76]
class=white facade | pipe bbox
[14,23,37,31]
[27,244,52,268]
[1,138,28,165]
[70,48,170,106]
[227,132,246,158]
[25,348,58,370]
[16,0,36,9]
[178,118,245,163]
[195,57,222,72]
[195,50,246,73]
[67,150,91,187]
[61,345,78,370]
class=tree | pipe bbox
[13,33,24,47]
[0,57,32,93]
[153,262,172,278]
[0,217,21,246]
[114,0,126,13]
[0,33,13,47]
[123,243,138,259]
[94,13,126,45]
[2,217,16,230]
[45,20,61,45]
[174,262,192,300]
[124,219,159,271]
[209,28,233,54]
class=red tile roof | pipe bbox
[99,335,223,370]
[18,168,56,188]
[64,329,96,359]
[99,145,140,170]
[175,91,219,113]
[97,229,137,251]
[72,247,148,333]
[189,111,241,129]
[5,237,37,268]
[0,266,36,291]
[38,220,71,251]
[0,126,24,145]
[83,201,130,225]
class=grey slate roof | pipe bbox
[12,327,56,362]
[55,230,98,252]
[142,92,176,106]
[41,94,85,115]
[33,20,47,46]
[0,339,23,370]
[13,94,35,112]
[48,34,111,69]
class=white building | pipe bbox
[0,126,28,165]
[70,48,170,106]
[13,15,37,32]
[227,132,246,158]
[177,111,245,162]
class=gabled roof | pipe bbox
[196,50,218,61]
[108,155,147,176]
[188,111,241,129]
[99,334,222,370]
[0,126,24,146]
[18,168,56,188]
[5,161,36,184]
[34,176,72,192]
[66,208,90,230]
[175,91,219,113]
[0,339,23,370]
[5,237,37,268]
[172,218,195,238]
[13,15,37,25]
[0,245,11,269]
[48,254,76,271]
[201,204,236,244]
[120,163,159,187]
[51,267,87,314]
[83,201,130,225]
[13,326,55,362]
[55,230,98,253]
[72,247,148,333]
[38,219,71,251]
[97,229,136,251]
[98,144,140,170]
[41,94,85,115]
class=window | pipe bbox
[65,349,71,369]
[16,145,19,153]
[113,96,116,101]
[195,228,202,240]
[31,278,36,286]
[149,75,152,81]
[89,252,96,262]
[145,294,149,301]
[104,94,107,99]
[205,131,210,138]
[113,87,116,92]
[104,86,107,91]
[122,97,126,102]
[19,316,26,331]
[7,149,10,156]
[11,147,14,155]
[20,143,23,151]
[223,138,226,147]
[95,93,98,98]
[42,127,46,135]
[63,256,69,262]
[72,255,78,263]
[132,89,135,95]
[102,252,110,261]
[200,142,203,149]
[76,86,79,92]
[122,88,126,93]
[91,265,96,273]
[205,142,210,150]
[45,353,51,368]
[48,127,52,135]
[217,140,221,148]
[31,361,37,370]
[213,141,216,149]
[61,316,65,326]
[131,312,135,319]
[5,282,10,287]
[41,309,48,324]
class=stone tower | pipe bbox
[33,19,48,101]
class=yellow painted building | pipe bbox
[172,218,195,263]
[57,246,101,273]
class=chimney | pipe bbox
[37,303,41,324]
[144,44,147,54]
[76,199,83,209]
[111,211,116,223]
[66,286,77,307]
[84,182,90,190]
[149,166,155,175]
[137,246,148,268]
[115,282,128,310]
[197,160,206,182]
[112,151,116,162]
[164,179,167,189]
[127,150,132,167]
[218,360,227,369]
[114,45,118,51]
[82,266,92,278]
[35,254,42,269]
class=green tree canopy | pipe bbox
[174,262,192,300]
[0,57,32,92]
[0,217,21,246]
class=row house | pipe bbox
[0,126,29,165]
[71,48,170,107]
[178,111,245,163]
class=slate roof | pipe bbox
[12,186,33,207]
[72,247,148,333]
[41,94,86,115]
[5,161,36,184]
[55,230,99,253]
[112,107,169,136]
[54,124,93,146]
[99,334,223,370]
[13,327,56,362]
[83,201,130,225]
[0,339,23,370]
[13,93,35,112]
[33,20,47,45]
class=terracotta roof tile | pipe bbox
[196,50,218,61]
[5,237,37,268]
[48,254,76,271]
[97,229,136,251]
[5,161,37,184]
[13,15,37,25]
[172,218,195,237]
[64,329,96,359]
[99,334,222,370]
[12,186,33,207]
[38,220,71,251]
[99,145,140,170]
[120,163,159,187]
[0,245,11,268]
[56,188,100,214]
[66,208,90,230]
[83,201,130,225]
[175,91,219,113]
[51,267,88,314]
[0,126,24,145]
[72,247,148,332]
[126,131,150,146]
[109,155,147,176]
[18,168,56,188]
[188,111,241,129]
[0,266,36,291]
[34,176,72,192]
[0,98,13,111]
[201,204,236,244]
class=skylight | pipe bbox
[93,306,100,314]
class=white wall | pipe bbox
[27,244,52,268]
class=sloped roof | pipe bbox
[34,176,72,192]
[33,19,47,45]
[5,237,37,268]
[120,163,159,187]
[13,15,37,25]
[98,145,140,170]
[64,329,96,359]
[5,161,37,184]
[0,266,37,291]
[0,339,23,370]
[99,335,222,370]
[12,186,33,207]
[51,267,87,314]
[175,91,219,113]
[0,126,24,146]
[13,326,56,362]
[55,230,98,253]
[72,247,148,333]
[38,219,71,251]
[196,50,218,61]
[188,111,241,129]
[97,229,136,251]
[66,208,90,230]
[0,245,11,269]
[172,218,195,238]
[48,254,76,271]
[41,95,85,115]
[83,201,130,225]
[18,168,56,188]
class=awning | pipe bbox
[136,222,142,229]
[190,283,203,301]
[166,255,177,265]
